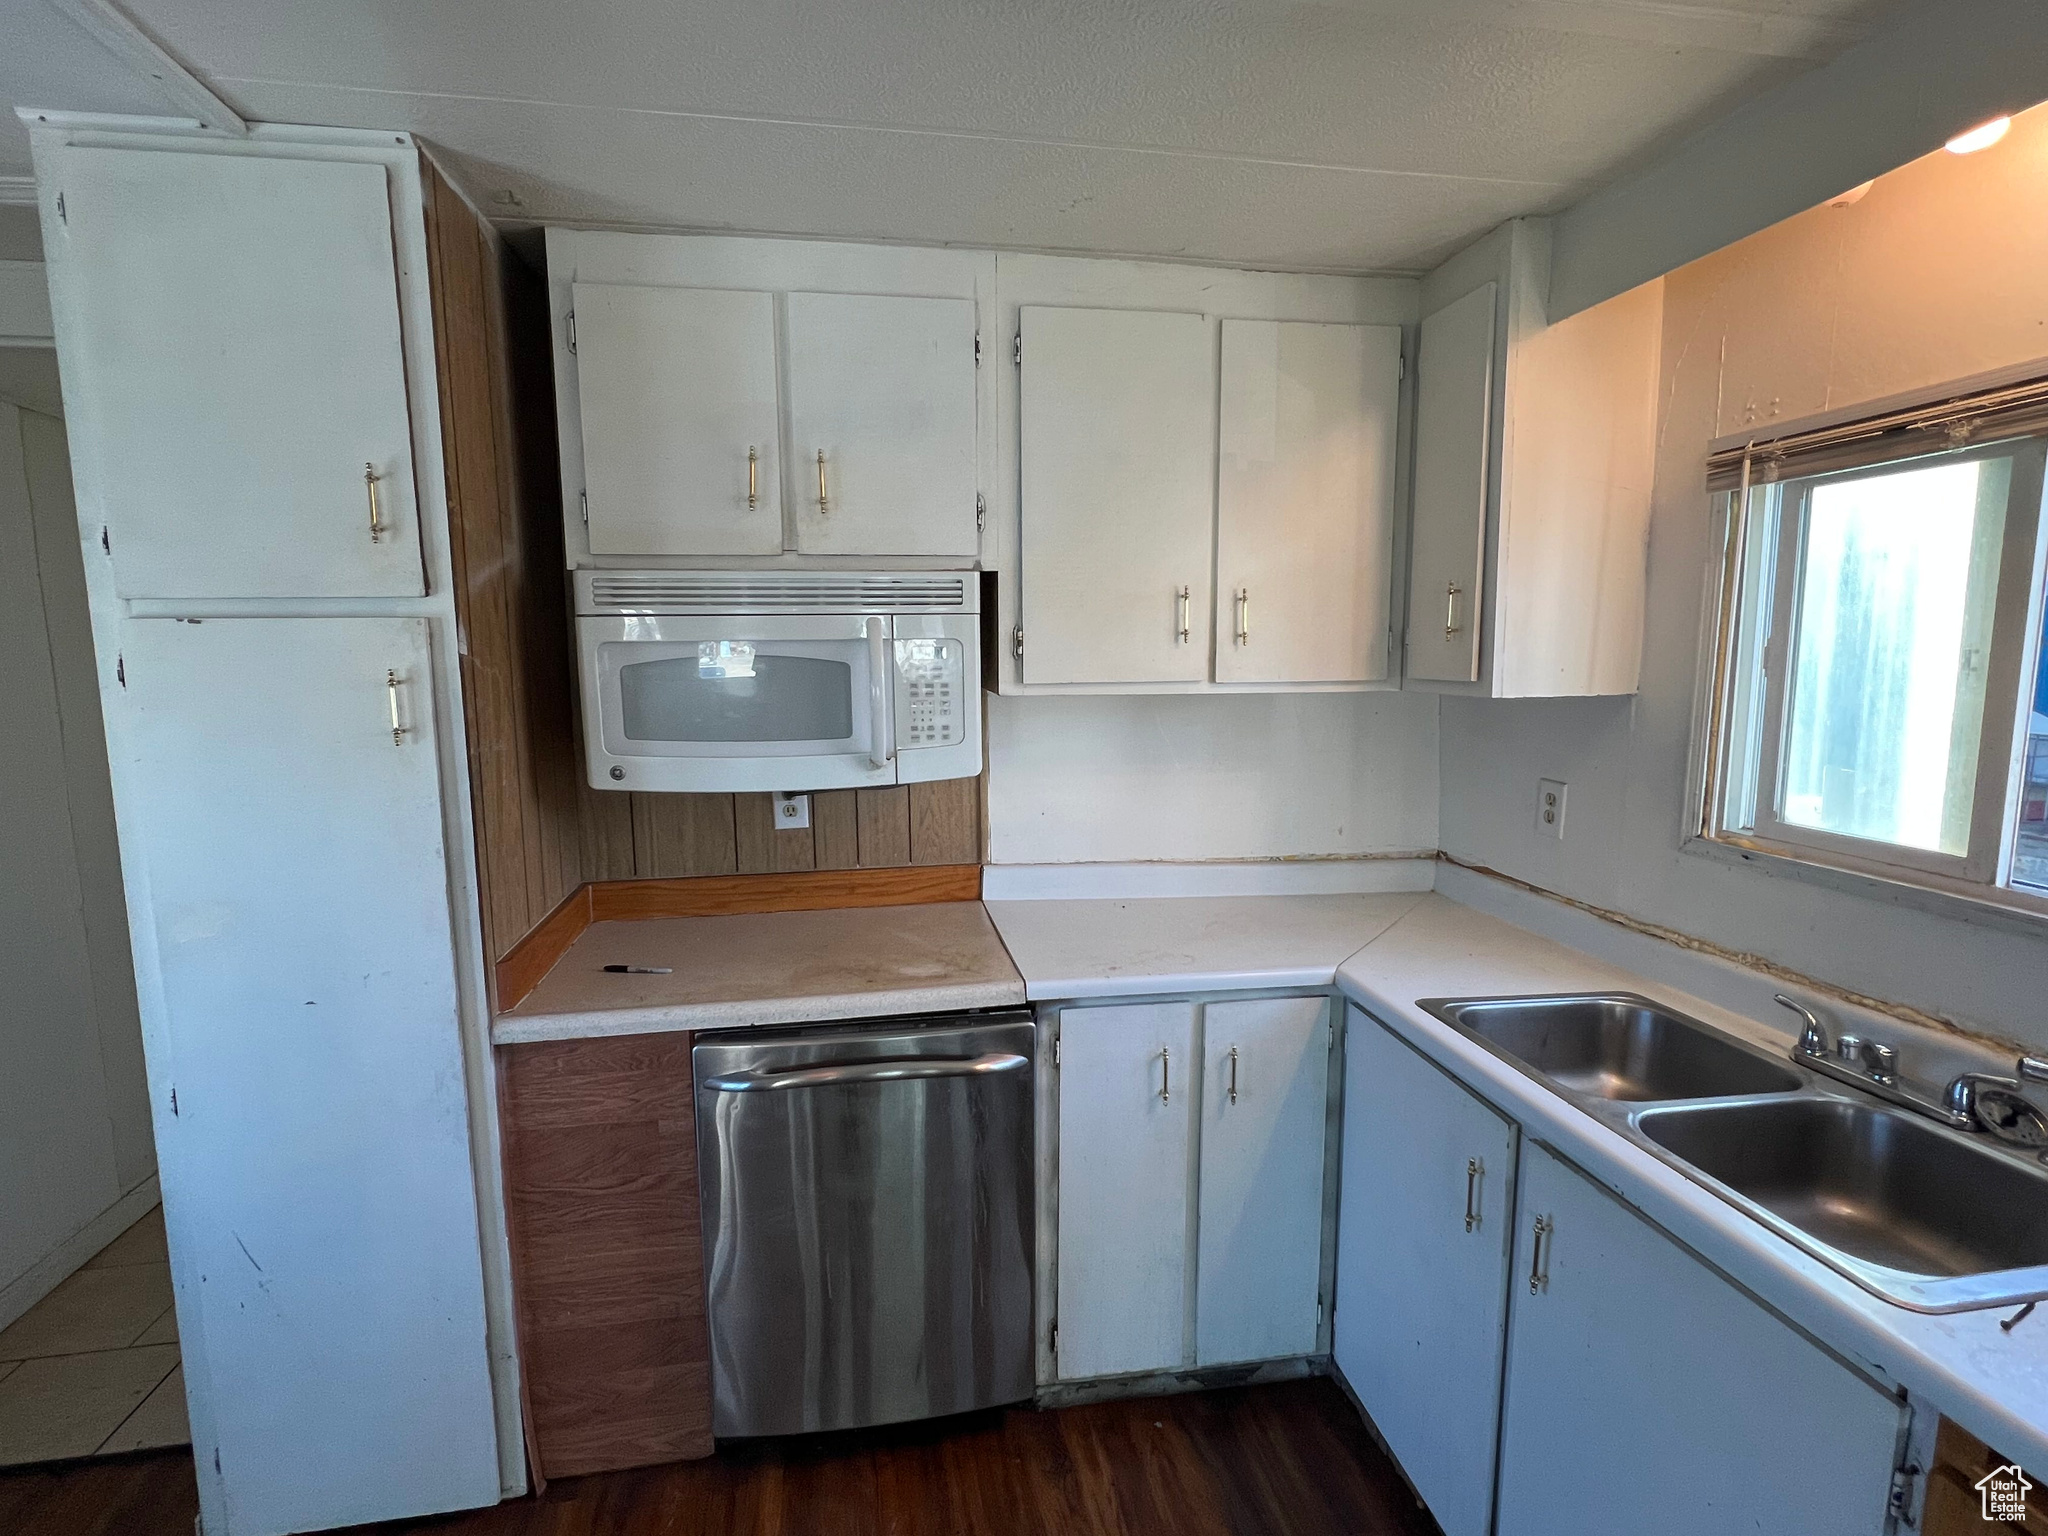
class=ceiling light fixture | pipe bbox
[1945,116,2011,154]
[1827,181,1873,207]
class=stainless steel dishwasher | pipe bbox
[693,1010,1035,1438]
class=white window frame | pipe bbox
[1691,434,2048,923]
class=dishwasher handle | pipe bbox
[704,1051,1029,1092]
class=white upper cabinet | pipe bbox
[1215,320,1402,685]
[1196,996,1330,1366]
[1404,284,1496,685]
[1404,219,1662,697]
[786,292,978,557]
[1017,304,1215,686]
[52,147,424,599]
[573,283,783,557]
[547,232,992,565]
[993,253,1413,696]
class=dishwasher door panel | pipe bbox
[694,1015,1035,1438]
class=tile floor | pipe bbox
[0,1207,188,1466]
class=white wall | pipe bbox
[1438,106,2048,1051]
[987,691,1439,865]
[0,392,154,1325]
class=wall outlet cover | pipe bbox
[774,791,811,829]
[1537,779,1567,840]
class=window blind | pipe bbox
[1704,374,2048,491]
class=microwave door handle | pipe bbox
[866,617,894,769]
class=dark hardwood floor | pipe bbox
[0,1377,1442,1536]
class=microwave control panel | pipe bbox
[896,638,965,748]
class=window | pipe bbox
[1699,412,2048,911]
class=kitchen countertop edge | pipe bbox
[492,978,1029,1045]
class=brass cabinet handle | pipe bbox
[816,449,829,514]
[386,669,407,746]
[364,463,385,544]
[1465,1157,1484,1232]
[1160,1046,1171,1105]
[1235,588,1250,646]
[1176,586,1191,644]
[1445,581,1463,639]
[1228,1045,1239,1105]
[747,446,759,509]
[1529,1214,1552,1294]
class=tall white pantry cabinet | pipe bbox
[29,121,517,1536]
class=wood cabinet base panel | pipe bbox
[500,1032,715,1476]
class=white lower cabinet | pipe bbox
[1335,1008,1518,1536]
[116,616,500,1532]
[1497,1142,1906,1536]
[1053,994,1333,1382]
[1336,1011,1910,1536]
[1055,1001,1198,1380]
[1197,997,1330,1365]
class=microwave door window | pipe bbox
[618,651,856,746]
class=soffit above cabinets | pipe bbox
[4,0,1893,272]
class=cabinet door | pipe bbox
[115,616,499,1532]
[573,283,782,556]
[1197,996,1330,1365]
[55,147,423,599]
[1055,1001,1197,1379]
[1215,321,1402,685]
[1334,1008,1519,1536]
[1405,282,1496,683]
[1018,305,1214,685]
[1499,1143,1905,1536]
[786,291,978,556]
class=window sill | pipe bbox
[1682,830,2048,939]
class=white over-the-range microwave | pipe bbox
[575,569,983,793]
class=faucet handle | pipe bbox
[1776,994,1829,1057]
[1862,1039,1898,1083]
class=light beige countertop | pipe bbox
[493,901,1026,1044]
[985,892,1425,999]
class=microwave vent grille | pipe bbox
[584,571,972,614]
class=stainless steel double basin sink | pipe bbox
[1418,992,2048,1314]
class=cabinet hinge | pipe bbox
[1052,1035,1060,1068]
[1049,1318,1058,1362]
[1013,332,1022,366]
[100,525,110,555]
[1398,348,1406,381]
[1887,1461,1921,1523]
[116,654,125,689]
[1317,1293,1325,1328]
[168,1085,177,1117]
[1012,623,1024,659]
[566,311,577,354]
[976,493,986,533]
[580,490,589,528]
[974,331,981,367]
[55,191,66,225]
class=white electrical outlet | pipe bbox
[1537,779,1567,839]
[774,791,811,829]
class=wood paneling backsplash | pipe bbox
[580,781,982,882]
[423,153,986,998]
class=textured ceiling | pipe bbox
[3,0,1903,271]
